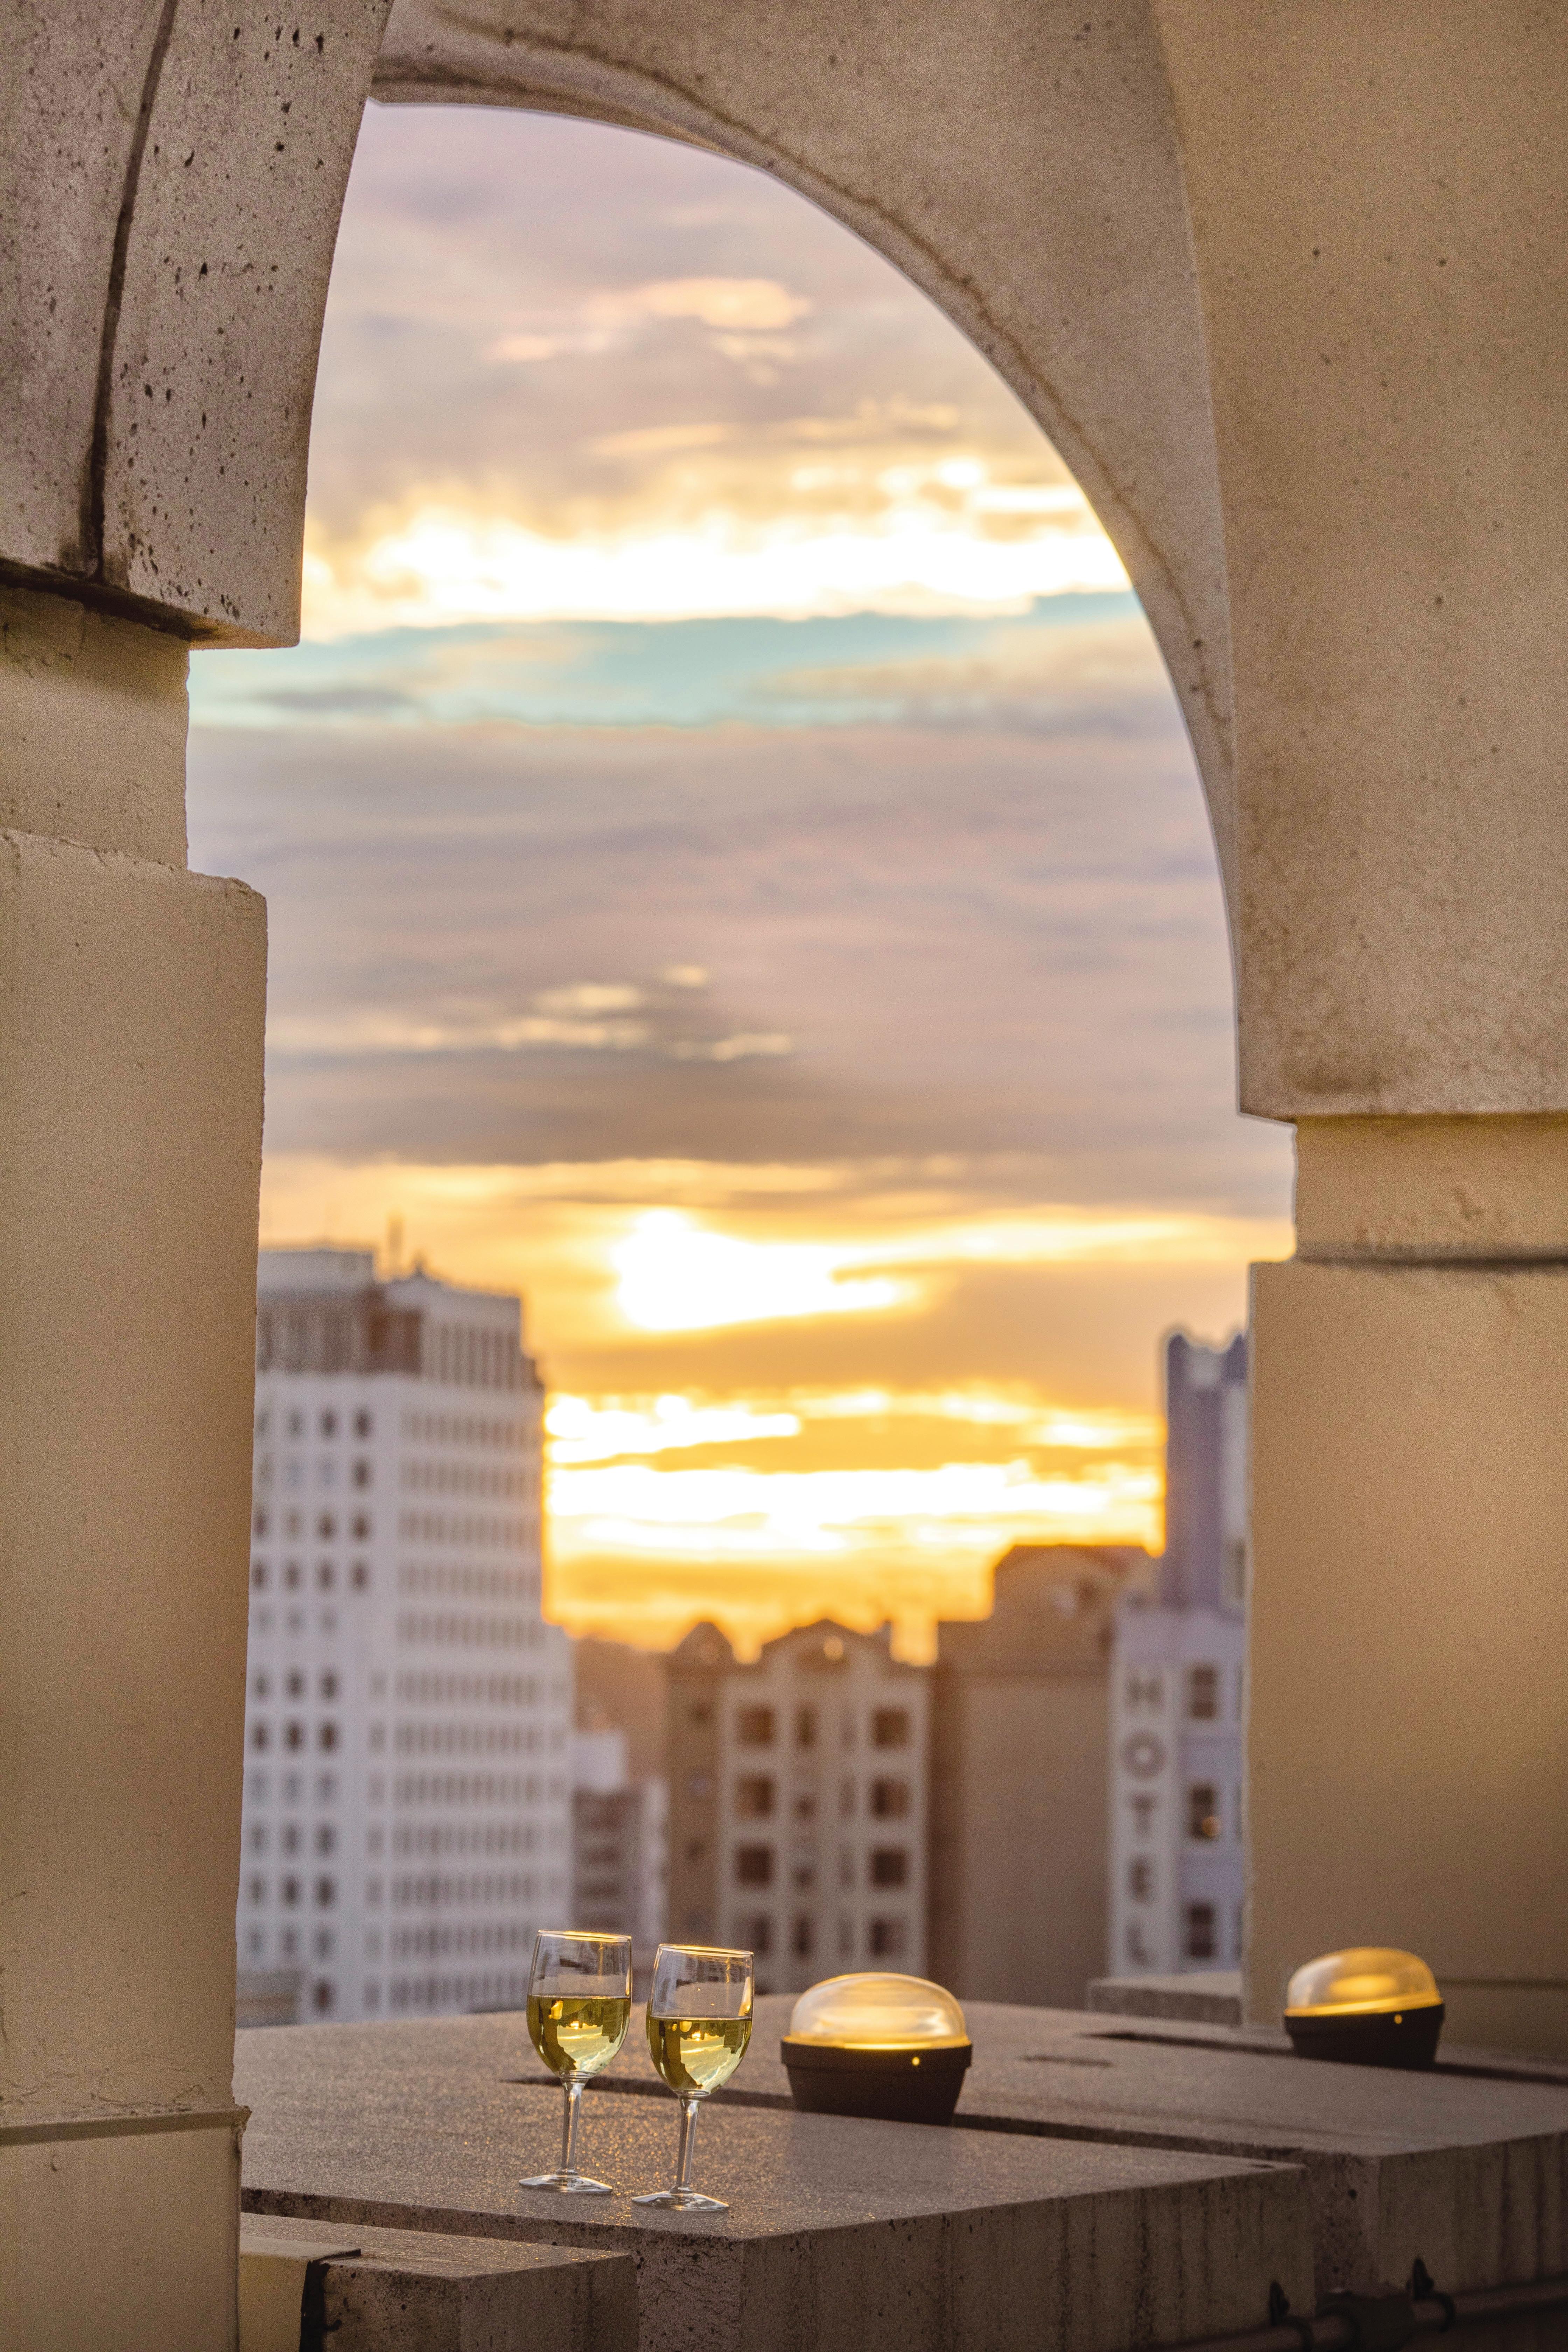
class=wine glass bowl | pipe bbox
[520,1928,632,2194]
[633,1942,754,2212]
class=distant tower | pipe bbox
[1108,1332,1248,1977]
[237,1248,572,2025]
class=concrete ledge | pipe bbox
[238,2018,1312,2352]
[313,1998,1568,2309]
[239,2214,636,2352]
[1087,1973,1244,2026]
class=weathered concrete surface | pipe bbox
[1294,1116,1568,1265]
[1,0,391,643]
[1249,1251,1568,2063]
[239,2213,638,2352]
[1087,1973,1244,2027]
[0,582,187,859]
[506,1996,1568,2306]
[0,607,269,2349]
[2,2114,243,2352]
[237,2015,1313,2352]
[1154,1,1568,1120]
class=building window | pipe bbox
[253,1508,268,1537]
[1126,1671,1163,1709]
[282,1877,301,1908]
[321,1411,337,1438]
[250,1721,270,1751]
[252,1561,268,1590]
[740,1913,772,1956]
[688,1701,713,1726]
[315,1877,336,1908]
[351,1515,371,1540]
[316,1561,334,1591]
[793,1913,814,1958]
[1128,1856,1154,1901]
[315,1825,336,1855]
[284,1562,301,1591]
[320,1671,338,1700]
[737,1707,776,1747]
[735,1846,774,1888]
[871,1709,909,1749]
[735,1776,775,1820]
[1187,1665,1219,1722]
[351,1561,369,1590]
[870,1848,908,1888]
[870,1778,909,1818]
[313,1980,335,2013]
[317,1514,336,1540]
[317,1722,338,1752]
[284,1722,304,1751]
[248,1876,266,1905]
[795,1706,817,1749]
[1184,1903,1217,1961]
[353,1459,371,1489]
[869,1918,908,1957]
[1187,1784,1221,1841]
[354,1410,372,1439]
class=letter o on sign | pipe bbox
[1121,1733,1166,1780]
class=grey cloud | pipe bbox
[187,712,1288,1219]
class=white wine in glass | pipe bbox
[520,1929,632,2194]
[633,1942,753,2212]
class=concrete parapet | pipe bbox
[238,2016,1314,2352]
[1087,1974,1244,2027]
[239,2213,637,2352]
[288,2001,1568,2311]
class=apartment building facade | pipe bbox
[1109,1331,1248,1975]
[666,1621,928,1997]
[239,1248,572,2023]
[928,1544,1146,2008]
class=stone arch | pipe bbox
[2,0,1238,898]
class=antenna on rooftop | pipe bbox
[386,1214,404,1278]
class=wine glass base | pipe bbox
[631,2187,729,2211]
[520,2171,614,2194]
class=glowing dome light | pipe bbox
[787,1972,968,2050]
[1284,1946,1444,2069]
[780,1973,972,2123]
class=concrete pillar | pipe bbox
[0,585,267,2347]
[1247,1119,1568,2051]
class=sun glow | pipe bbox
[258,1152,1278,1652]
[299,476,1127,638]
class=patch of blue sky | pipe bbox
[188,592,1148,733]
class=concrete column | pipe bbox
[1248,1119,1568,2050]
[0,586,266,2347]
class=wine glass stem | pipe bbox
[561,2079,583,2178]
[675,2097,698,2194]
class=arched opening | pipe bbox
[192,99,1287,1659]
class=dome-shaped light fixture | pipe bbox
[780,1972,972,2123]
[1284,1946,1444,2069]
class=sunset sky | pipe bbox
[187,102,1292,1657]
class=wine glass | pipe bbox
[520,1928,633,2194]
[632,1942,753,2212]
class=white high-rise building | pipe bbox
[239,1248,571,2024]
[1109,1331,1248,1977]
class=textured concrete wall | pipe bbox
[0,582,268,2345]
[1,0,391,644]
[1154,1,1568,1119]
[1248,1142,1568,2049]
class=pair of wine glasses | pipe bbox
[523,1930,752,2212]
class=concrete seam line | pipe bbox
[0,2104,248,2148]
